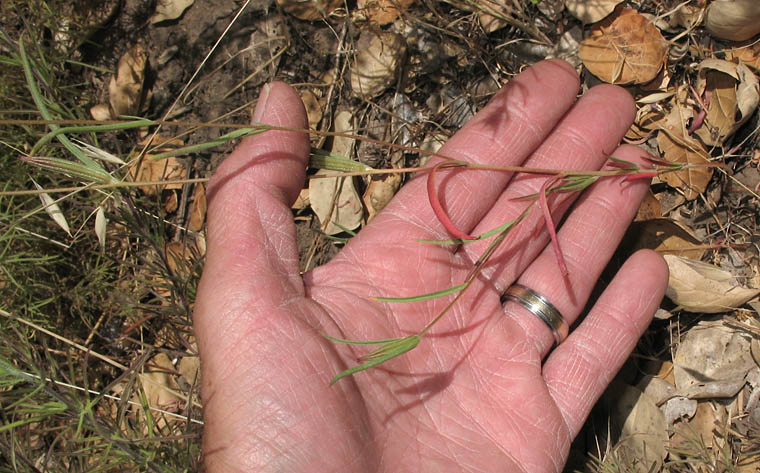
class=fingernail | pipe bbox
[252,83,272,123]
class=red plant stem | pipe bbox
[539,176,568,277]
[688,87,711,135]
[622,170,659,182]
[427,162,477,240]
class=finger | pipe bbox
[202,81,309,292]
[543,250,669,437]
[196,81,309,357]
[497,145,652,356]
[345,59,580,251]
[462,84,636,289]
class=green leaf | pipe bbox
[309,148,373,172]
[373,283,467,303]
[329,335,420,385]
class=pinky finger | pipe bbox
[542,250,669,437]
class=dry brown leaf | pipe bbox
[178,354,200,386]
[363,173,401,221]
[670,401,726,456]
[578,8,667,85]
[356,0,414,25]
[292,187,310,210]
[129,136,186,195]
[137,352,181,429]
[150,0,194,24]
[276,0,342,20]
[627,218,705,260]
[350,30,406,98]
[634,190,662,221]
[657,111,713,200]
[308,169,363,235]
[611,385,668,473]
[674,320,756,397]
[90,103,112,121]
[565,0,623,23]
[693,60,760,146]
[664,254,760,313]
[189,183,206,232]
[164,191,178,213]
[726,40,760,71]
[109,44,148,118]
[300,89,323,130]
[476,0,513,33]
[670,3,705,30]
[705,0,760,41]
[129,156,185,195]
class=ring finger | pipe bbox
[491,144,653,359]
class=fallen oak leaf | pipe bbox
[578,8,668,85]
[664,254,760,313]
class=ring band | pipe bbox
[501,284,569,346]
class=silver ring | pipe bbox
[501,284,569,346]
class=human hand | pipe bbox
[194,59,669,472]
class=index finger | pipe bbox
[346,59,581,251]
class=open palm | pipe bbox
[194,59,668,472]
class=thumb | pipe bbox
[196,81,309,347]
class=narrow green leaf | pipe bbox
[330,335,420,385]
[323,334,409,346]
[147,126,268,160]
[373,283,467,303]
[19,40,98,168]
[309,148,373,172]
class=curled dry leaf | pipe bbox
[189,183,206,232]
[664,254,760,313]
[276,0,342,20]
[300,89,323,130]
[693,59,760,146]
[674,319,757,397]
[356,0,414,25]
[578,8,667,85]
[137,352,181,429]
[627,218,705,260]
[363,173,401,221]
[350,30,407,98]
[565,0,623,23]
[726,41,760,71]
[90,103,112,121]
[611,385,668,473]
[109,44,149,118]
[657,107,713,200]
[476,0,514,33]
[308,169,363,235]
[129,151,186,196]
[150,0,194,24]
[705,0,760,42]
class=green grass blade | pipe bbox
[147,127,266,160]
[309,148,373,172]
[373,283,467,303]
[329,335,420,385]
[31,118,156,155]
[19,40,98,168]
[323,334,411,346]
